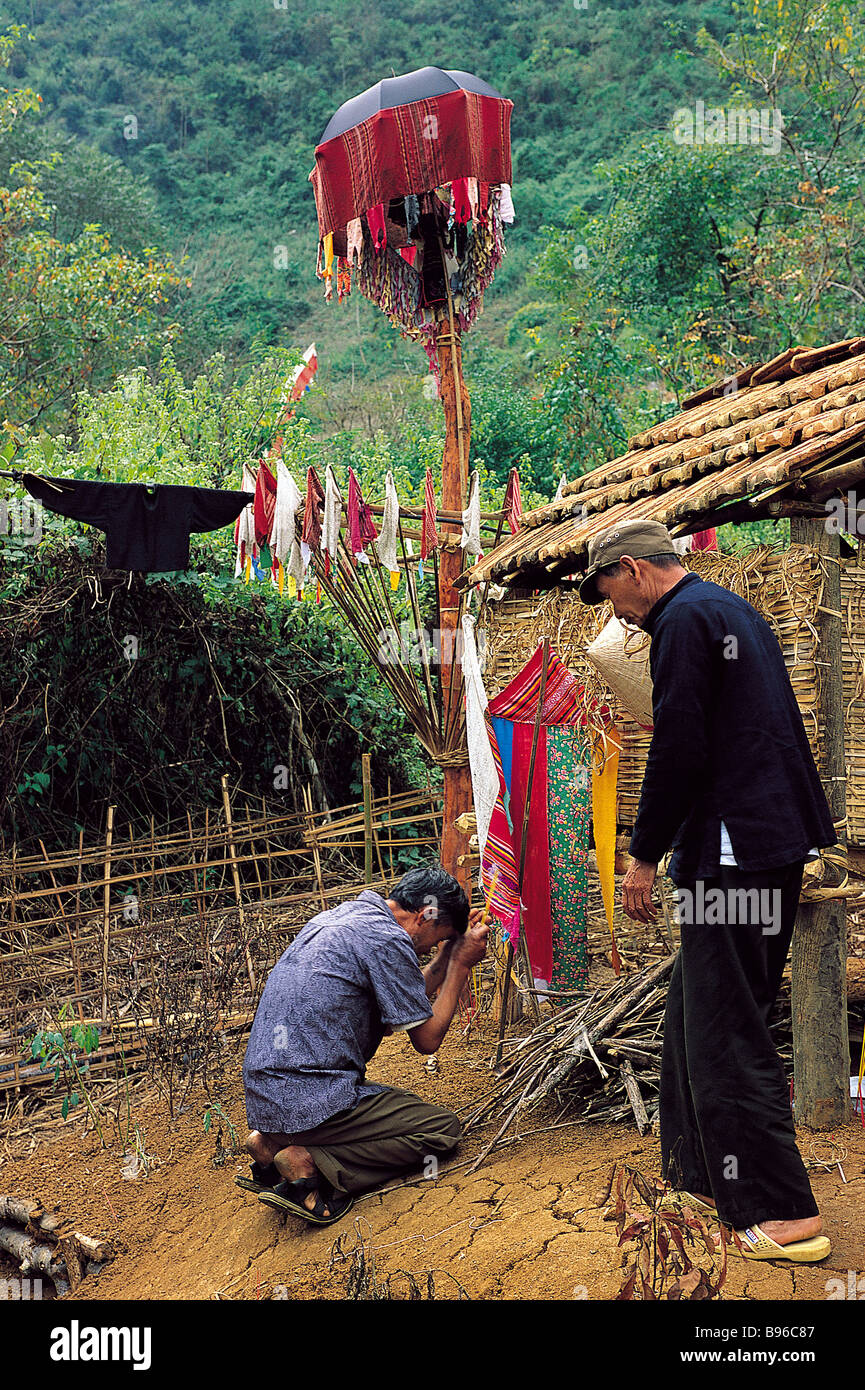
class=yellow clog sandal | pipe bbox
[660,1190,717,1216]
[733,1225,831,1263]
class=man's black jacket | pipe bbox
[628,571,836,884]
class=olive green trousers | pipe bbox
[291,1086,462,1195]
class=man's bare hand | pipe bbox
[622,858,658,923]
[451,919,489,968]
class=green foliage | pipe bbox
[27,1002,104,1139]
[3,1,733,376]
[526,0,865,467]
[0,38,186,431]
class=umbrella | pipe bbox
[310,66,512,237]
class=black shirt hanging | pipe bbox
[22,474,254,573]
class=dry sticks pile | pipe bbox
[464,952,799,1170]
[463,957,676,1169]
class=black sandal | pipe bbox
[235,1161,281,1195]
[257,1176,354,1225]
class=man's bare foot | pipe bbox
[714,1214,823,1248]
[273,1144,333,1218]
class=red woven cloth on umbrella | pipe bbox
[310,89,512,238]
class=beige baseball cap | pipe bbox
[579,519,677,605]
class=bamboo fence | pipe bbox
[0,780,443,1121]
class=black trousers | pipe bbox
[659,861,819,1228]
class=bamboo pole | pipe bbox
[38,840,83,1023]
[101,806,115,1021]
[220,774,257,994]
[362,754,373,886]
[437,313,473,891]
[305,784,327,912]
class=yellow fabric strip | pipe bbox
[390,569,400,590]
[592,723,621,937]
[323,233,334,277]
[278,559,284,597]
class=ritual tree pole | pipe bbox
[437,315,473,892]
[789,516,850,1126]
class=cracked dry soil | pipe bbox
[2,1018,863,1301]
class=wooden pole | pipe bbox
[220,774,257,994]
[789,518,849,1126]
[304,784,327,912]
[101,805,115,1021]
[437,315,473,891]
[362,753,373,886]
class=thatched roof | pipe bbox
[462,337,865,590]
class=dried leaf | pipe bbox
[640,1274,657,1301]
[615,1267,638,1301]
[632,1171,656,1207]
[618,1218,650,1244]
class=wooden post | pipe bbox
[39,840,84,1022]
[304,784,327,912]
[220,774,257,994]
[362,753,373,886]
[437,316,473,891]
[789,519,849,1126]
[101,805,115,1021]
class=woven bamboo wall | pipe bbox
[481,544,865,845]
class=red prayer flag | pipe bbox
[253,460,277,548]
[302,468,325,550]
[421,469,439,560]
[347,468,378,556]
[503,468,522,534]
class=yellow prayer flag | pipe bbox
[592,723,621,971]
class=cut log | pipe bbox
[0,1194,61,1237]
[0,1223,69,1295]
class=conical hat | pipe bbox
[585,617,654,728]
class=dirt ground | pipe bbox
[1,1014,863,1303]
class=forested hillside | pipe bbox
[1,0,732,378]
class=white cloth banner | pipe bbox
[461,470,482,557]
[378,470,400,572]
[234,462,257,578]
[461,613,499,888]
[323,466,343,566]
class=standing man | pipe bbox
[579,519,836,1262]
[240,865,488,1225]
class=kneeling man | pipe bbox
[240,865,487,1224]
